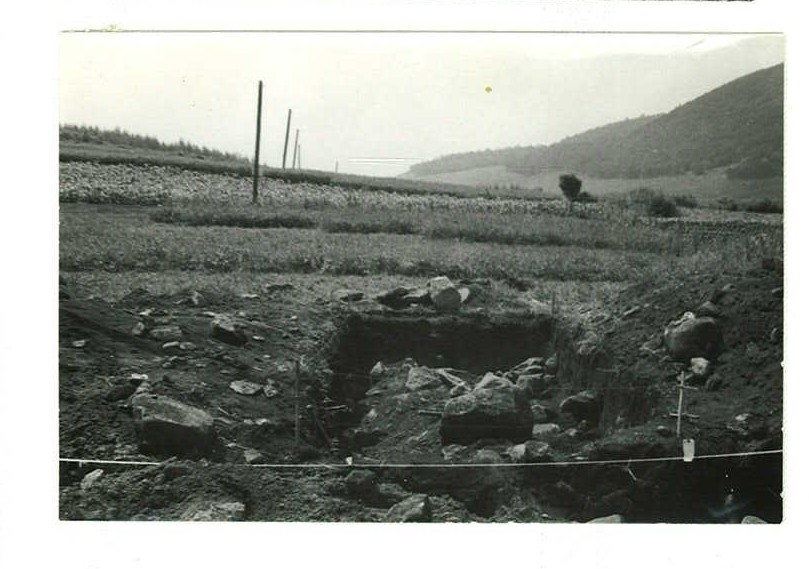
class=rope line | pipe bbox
[59,448,782,470]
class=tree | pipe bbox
[559,174,583,203]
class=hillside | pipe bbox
[407,63,783,181]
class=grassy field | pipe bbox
[60,159,783,304]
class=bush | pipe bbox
[744,199,782,214]
[575,191,598,203]
[672,194,698,208]
[559,174,583,202]
[627,187,679,218]
[646,194,680,218]
[717,197,739,211]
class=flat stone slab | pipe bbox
[131,394,216,457]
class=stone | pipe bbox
[695,301,721,318]
[771,287,783,299]
[511,357,545,374]
[179,342,197,351]
[517,373,545,398]
[105,381,137,402]
[345,469,378,500]
[531,402,550,424]
[71,339,87,348]
[369,361,386,382]
[131,322,146,336]
[473,449,504,464]
[210,316,247,346]
[229,380,263,395]
[80,469,104,490]
[449,384,470,398]
[458,287,471,303]
[131,394,217,457]
[162,341,181,353]
[243,449,264,464]
[385,494,432,523]
[524,440,552,463]
[180,500,246,521]
[149,325,183,342]
[405,366,443,391]
[333,289,364,302]
[440,386,533,444]
[427,276,462,313]
[656,425,673,437]
[507,443,527,462]
[741,515,768,524]
[545,354,558,374]
[587,514,624,523]
[690,357,712,379]
[435,368,469,388]
[559,390,603,424]
[441,444,468,462]
[532,423,561,439]
[663,316,723,361]
[474,372,513,391]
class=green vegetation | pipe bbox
[408,64,783,181]
[60,202,782,285]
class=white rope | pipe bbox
[59,448,782,470]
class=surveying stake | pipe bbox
[669,371,699,438]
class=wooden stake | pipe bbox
[252,80,263,204]
[297,143,301,170]
[672,372,698,437]
[282,109,292,169]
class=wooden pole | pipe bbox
[291,129,299,171]
[297,143,301,170]
[252,80,263,204]
[282,109,292,169]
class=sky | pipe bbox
[59,32,784,177]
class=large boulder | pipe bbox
[131,394,217,457]
[440,386,533,444]
[428,276,462,313]
[663,316,722,361]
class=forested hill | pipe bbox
[407,63,783,180]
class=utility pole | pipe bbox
[296,143,301,170]
[252,80,263,204]
[282,109,292,169]
[291,129,300,171]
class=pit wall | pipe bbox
[553,319,660,430]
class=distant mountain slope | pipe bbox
[408,63,783,181]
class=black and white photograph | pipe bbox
[1,0,803,567]
[54,30,783,523]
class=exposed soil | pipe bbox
[59,265,783,522]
